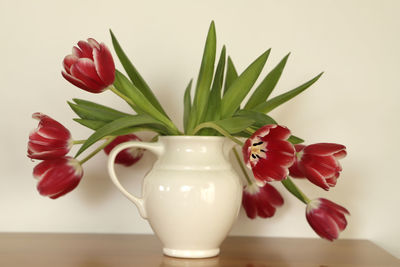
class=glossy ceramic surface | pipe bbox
[107,136,242,258]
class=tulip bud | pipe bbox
[289,143,347,190]
[28,113,72,160]
[33,157,83,199]
[103,134,144,166]
[62,38,115,93]
[242,125,295,182]
[306,198,350,241]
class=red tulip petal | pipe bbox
[242,138,252,168]
[33,160,53,180]
[63,55,79,74]
[93,43,115,86]
[256,201,275,218]
[72,46,83,57]
[262,183,284,207]
[302,165,330,190]
[334,149,347,159]
[252,159,289,182]
[77,40,94,59]
[242,191,257,219]
[294,144,306,153]
[251,125,275,139]
[301,155,339,178]
[87,38,100,49]
[307,210,339,241]
[320,198,350,215]
[62,71,92,91]
[36,158,83,197]
[266,139,295,155]
[70,60,106,93]
[49,178,80,199]
[304,143,346,156]
[262,125,291,141]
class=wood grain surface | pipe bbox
[0,233,398,267]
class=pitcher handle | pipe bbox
[107,141,164,219]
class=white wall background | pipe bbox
[1,0,399,258]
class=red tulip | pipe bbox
[62,38,115,93]
[289,143,347,190]
[103,134,144,166]
[33,157,83,199]
[242,182,284,219]
[242,125,295,182]
[28,113,72,160]
[306,198,350,241]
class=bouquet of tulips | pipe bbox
[28,22,349,241]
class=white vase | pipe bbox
[107,136,242,258]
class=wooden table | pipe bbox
[0,234,398,267]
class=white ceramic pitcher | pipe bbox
[107,136,242,258]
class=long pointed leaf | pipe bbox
[68,102,120,122]
[73,118,169,134]
[75,115,163,157]
[187,21,217,133]
[201,46,226,135]
[253,72,323,114]
[220,49,270,118]
[183,79,193,133]
[110,30,168,117]
[223,56,238,95]
[203,46,226,120]
[72,99,130,119]
[73,118,106,129]
[212,117,255,134]
[114,70,178,134]
[234,109,277,127]
[245,52,289,109]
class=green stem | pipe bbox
[109,85,182,136]
[232,147,253,185]
[109,85,137,108]
[245,127,255,134]
[192,122,244,146]
[72,140,86,145]
[78,136,116,165]
[281,177,310,204]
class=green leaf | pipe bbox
[201,46,226,136]
[187,21,217,132]
[75,115,163,157]
[220,49,270,118]
[253,72,324,114]
[68,102,119,122]
[244,53,290,109]
[234,109,277,128]
[110,30,168,117]
[281,177,309,204]
[73,119,106,130]
[114,71,179,134]
[183,79,193,133]
[288,135,304,144]
[72,98,130,119]
[212,117,255,134]
[223,56,238,95]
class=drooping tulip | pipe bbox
[28,113,72,160]
[33,157,84,199]
[242,182,284,219]
[103,134,144,166]
[306,198,350,241]
[242,125,295,182]
[289,143,347,190]
[62,38,115,93]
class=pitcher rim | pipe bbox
[158,135,226,141]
